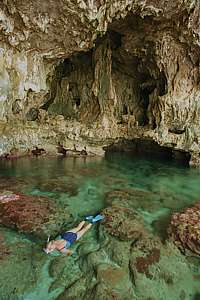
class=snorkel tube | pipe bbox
[47,235,50,243]
[43,235,52,254]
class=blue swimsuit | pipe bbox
[61,232,77,248]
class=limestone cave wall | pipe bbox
[0,0,200,164]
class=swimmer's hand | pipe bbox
[43,248,54,254]
[59,248,73,256]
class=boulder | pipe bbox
[168,202,200,256]
[93,264,136,300]
[36,179,79,197]
[130,240,197,300]
[104,188,161,212]
[129,231,162,279]
[0,191,72,238]
[0,177,28,193]
[133,247,161,278]
[102,206,145,241]
[65,262,136,300]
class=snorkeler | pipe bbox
[44,215,104,255]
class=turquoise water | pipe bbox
[0,153,200,300]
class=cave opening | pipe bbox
[104,139,191,166]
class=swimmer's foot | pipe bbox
[91,214,105,224]
[85,215,94,221]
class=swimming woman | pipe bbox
[44,221,92,255]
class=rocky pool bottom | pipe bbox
[0,154,200,300]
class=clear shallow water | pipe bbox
[0,153,200,300]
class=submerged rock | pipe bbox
[36,179,79,197]
[0,176,28,192]
[105,188,161,213]
[49,255,83,296]
[168,202,200,256]
[134,247,161,278]
[129,232,163,280]
[0,233,11,261]
[0,228,47,299]
[131,240,198,300]
[0,191,72,238]
[102,205,145,241]
[92,264,135,300]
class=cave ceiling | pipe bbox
[0,0,200,164]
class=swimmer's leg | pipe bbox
[69,221,86,233]
[76,223,92,240]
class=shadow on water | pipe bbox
[104,138,191,167]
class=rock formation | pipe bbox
[0,0,200,164]
[168,201,200,256]
[0,190,72,238]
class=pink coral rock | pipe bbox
[168,202,200,256]
[0,191,71,238]
[102,205,145,241]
